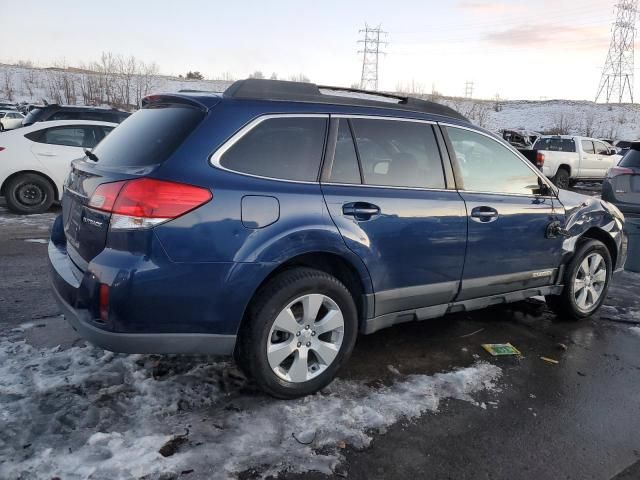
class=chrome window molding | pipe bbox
[321,182,453,193]
[209,113,330,185]
[331,113,436,125]
[440,122,559,196]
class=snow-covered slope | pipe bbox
[2,64,640,140]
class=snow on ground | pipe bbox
[0,324,501,479]
[0,205,57,230]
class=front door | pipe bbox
[579,139,601,178]
[442,125,565,300]
[321,117,467,317]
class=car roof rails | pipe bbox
[223,79,468,121]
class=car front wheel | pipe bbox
[547,239,612,320]
[236,268,358,399]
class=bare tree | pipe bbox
[583,112,596,137]
[548,111,572,135]
[288,73,310,83]
[2,71,14,101]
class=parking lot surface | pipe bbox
[1,199,640,480]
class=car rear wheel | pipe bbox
[546,239,612,320]
[5,173,55,214]
[236,267,358,399]
[553,168,570,189]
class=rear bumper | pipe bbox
[47,214,267,355]
[50,278,236,355]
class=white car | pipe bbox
[0,110,25,131]
[532,135,622,189]
[0,120,117,213]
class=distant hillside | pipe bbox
[2,64,639,141]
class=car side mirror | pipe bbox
[536,177,555,196]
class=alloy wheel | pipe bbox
[267,293,344,383]
[573,252,607,311]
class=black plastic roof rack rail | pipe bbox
[223,78,468,122]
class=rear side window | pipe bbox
[581,140,595,154]
[620,150,640,168]
[91,105,205,167]
[26,126,98,148]
[220,117,327,182]
[350,118,445,189]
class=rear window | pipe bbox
[620,150,640,168]
[220,117,327,182]
[23,107,42,124]
[533,137,576,153]
[91,105,205,167]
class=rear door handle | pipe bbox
[470,206,499,223]
[343,202,380,221]
[38,152,57,157]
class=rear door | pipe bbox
[28,125,97,187]
[321,116,467,319]
[579,139,600,178]
[605,149,640,215]
[443,125,565,300]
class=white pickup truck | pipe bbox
[520,135,622,189]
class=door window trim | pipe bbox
[209,113,330,185]
[321,114,454,192]
[440,122,559,199]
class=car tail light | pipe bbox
[536,152,545,168]
[99,284,110,322]
[607,166,634,178]
[89,178,212,230]
[0,147,5,152]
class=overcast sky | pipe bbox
[2,0,620,100]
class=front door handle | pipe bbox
[470,206,499,223]
[343,202,380,221]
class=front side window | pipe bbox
[582,140,595,154]
[594,141,610,155]
[446,127,542,195]
[350,118,445,189]
[220,117,327,182]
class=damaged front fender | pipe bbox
[556,189,627,271]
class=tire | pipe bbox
[4,173,55,214]
[552,168,571,189]
[236,267,358,399]
[0,123,4,132]
[546,239,612,320]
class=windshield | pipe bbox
[23,107,43,124]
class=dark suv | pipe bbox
[49,79,627,398]
[22,104,129,127]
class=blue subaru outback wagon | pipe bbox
[49,79,627,398]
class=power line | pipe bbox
[358,24,387,91]
[596,0,638,103]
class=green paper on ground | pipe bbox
[481,343,521,356]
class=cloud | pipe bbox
[458,1,526,15]
[484,24,609,50]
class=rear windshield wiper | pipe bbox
[84,149,99,162]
